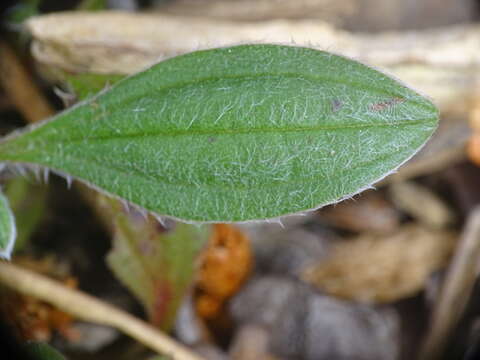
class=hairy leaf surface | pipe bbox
[0,45,439,222]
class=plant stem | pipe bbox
[419,206,480,360]
[0,40,55,122]
[0,261,205,360]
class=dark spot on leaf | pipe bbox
[208,137,217,143]
[369,97,405,112]
[331,99,343,112]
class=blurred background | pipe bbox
[1,1,480,359]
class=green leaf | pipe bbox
[5,177,47,252]
[99,196,209,329]
[5,0,41,26]
[76,0,107,11]
[0,44,439,222]
[65,72,124,101]
[24,342,66,360]
[0,188,16,259]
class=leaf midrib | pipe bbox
[51,142,403,192]
[37,117,434,145]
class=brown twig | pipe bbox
[0,96,12,111]
[0,261,205,360]
[0,40,55,122]
[419,206,480,360]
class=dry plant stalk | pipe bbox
[26,11,479,113]
[419,207,480,360]
[467,81,480,166]
[158,0,474,31]
[0,261,205,360]
[0,40,54,122]
[160,0,357,22]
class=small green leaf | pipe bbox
[24,342,66,360]
[5,177,47,252]
[0,188,16,259]
[5,0,41,26]
[65,72,124,100]
[76,0,107,11]
[0,45,439,222]
[100,196,209,329]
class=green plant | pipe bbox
[24,342,66,360]
[0,44,439,258]
[0,189,15,259]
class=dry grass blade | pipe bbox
[0,40,54,122]
[0,261,205,360]
[419,206,480,360]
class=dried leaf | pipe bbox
[5,177,48,252]
[303,225,457,303]
[319,190,400,233]
[0,257,77,342]
[389,181,455,229]
[195,224,252,319]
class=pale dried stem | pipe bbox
[0,40,55,122]
[25,11,480,111]
[0,261,205,360]
[419,206,480,360]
